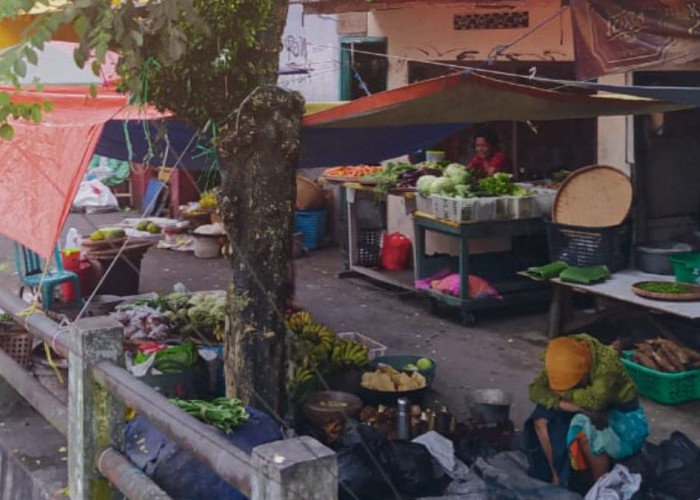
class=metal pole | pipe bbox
[98,447,173,500]
[0,287,69,357]
[92,360,253,497]
[0,348,68,436]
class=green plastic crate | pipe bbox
[621,351,700,405]
[669,252,700,284]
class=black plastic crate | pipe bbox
[545,220,631,272]
[357,229,383,268]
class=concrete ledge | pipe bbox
[0,399,68,500]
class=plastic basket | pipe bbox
[545,220,631,272]
[669,252,700,284]
[432,195,497,223]
[504,196,537,219]
[0,330,33,367]
[294,210,327,250]
[416,194,432,215]
[621,351,700,405]
[357,228,383,267]
[337,332,388,360]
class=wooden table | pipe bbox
[546,269,700,337]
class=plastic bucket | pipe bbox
[193,235,221,258]
[670,252,700,284]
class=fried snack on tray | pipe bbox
[361,365,427,392]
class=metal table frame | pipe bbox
[413,212,550,325]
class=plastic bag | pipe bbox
[381,232,412,271]
[73,179,119,209]
[337,426,445,500]
[622,431,700,500]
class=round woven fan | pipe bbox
[552,165,632,227]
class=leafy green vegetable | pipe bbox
[478,173,517,196]
[170,397,250,433]
[636,282,694,294]
[417,175,439,196]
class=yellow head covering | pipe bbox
[545,337,592,391]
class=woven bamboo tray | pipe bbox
[553,165,632,227]
[631,281,700,301]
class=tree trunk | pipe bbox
[218,85,305,417]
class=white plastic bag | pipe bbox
[64,227,81,250]
[73,179,118,209]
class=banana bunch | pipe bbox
[290,365,315,386]
[286,311,314,334]
[300,324,335,352]
[331,339,369,367]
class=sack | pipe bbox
[73,179,118,209]
[381,232,412,271]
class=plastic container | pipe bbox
[545,219,631,272]
[504,196,537,219]
[669,252,700,284]
[425,151,445,162]
[294,210,327,250]
[193,234,221,259]
[621,351,700,405]
[415,194,432,215]
[356,228,382,267]
[432,195,497,223]
[337,332,387,360]
[635,242,693,275]
[0,329,33,367]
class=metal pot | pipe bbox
[465,388,512,424]
[635,241,693,275]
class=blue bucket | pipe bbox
[294,210,327,250]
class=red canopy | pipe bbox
[0,86,168,257]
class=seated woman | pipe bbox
[524,334,648,488]
[467,127,508,177]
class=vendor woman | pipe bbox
[467,127,507,177]
[524,334,648,488]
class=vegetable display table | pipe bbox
[546,269,700,338]
[413,212,550,325]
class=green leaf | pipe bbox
[0,124,14,141]
[43,101,54,112]
[24,47,38,66]
[89,84,97,99]
[30,104,42,123]
[73,15,88,37]
[0,93,10,106]
[12,59,26,78]
[130,29,143,47]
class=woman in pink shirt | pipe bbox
[468,128,508,177]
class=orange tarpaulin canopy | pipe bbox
[0,86,169,258]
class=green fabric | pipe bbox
[134,343,198,374]
[88,155,131,187]
[529,334,637,412]
[526,261,568,280]
[559,265,610,285]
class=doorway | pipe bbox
[340,37,388,101]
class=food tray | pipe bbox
[321,175,379,185]
[621,351,700,405]
[337,332,387,360]
[631,281,700,301]
[431,195,497,223]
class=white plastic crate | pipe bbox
[432,195,497,223]
[504,196,537,219]
[415,194,433,215]
[337,332,387,360]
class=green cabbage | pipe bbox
[416,175,439,196]
[432,176,457,195]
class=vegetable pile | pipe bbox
[415,164,531,200]
[115,291,226,344]
[632,338,700,373]
[323,165,383,178]
[635,282,696,295]
[170,397,249,433]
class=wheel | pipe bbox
[461,310,477,327]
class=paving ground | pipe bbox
[1,211,699,446]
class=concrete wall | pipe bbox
[278,5,341,102]
[366,1,574,89]
[597,73,633,175]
